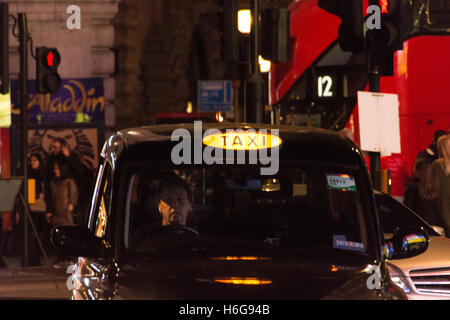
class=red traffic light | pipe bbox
[36,47,61,94]
[40,48,60,69]
[47,51,53,66]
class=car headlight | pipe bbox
[390,276,411,293]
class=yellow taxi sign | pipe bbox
[202,131,282,150]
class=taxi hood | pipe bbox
[116,247,385,300]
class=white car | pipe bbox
[376,191,450,300]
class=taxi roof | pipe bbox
[103,123,365,169]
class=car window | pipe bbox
[124,163,371,256]
[376,193,436,236]
[88,161,113,238]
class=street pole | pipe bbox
[245,0,265,123]
[18,13,29,267]
[367,30,381,191]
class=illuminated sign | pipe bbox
[171,122,280,175]
[11,78,105,124]
[202,131,282,150]
[311,67,340,100]
[318,75,334,97]
[0,90,11,128]
[316,73,337,99]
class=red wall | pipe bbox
[396,36,450,176]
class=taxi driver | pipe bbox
[157,175,192,226]
[129,174,195,251]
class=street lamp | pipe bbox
[258,55,271,73]
[238,9,251,34]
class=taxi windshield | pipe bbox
[124,163,371,256]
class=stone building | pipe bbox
[114,0,232,128]
[7,0,120,129]
[113,0,291,128]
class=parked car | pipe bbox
[51,123,428,300]
[376,190,450,300]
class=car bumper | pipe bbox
[405,292,450,300]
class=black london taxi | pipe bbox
[51,122,429,300]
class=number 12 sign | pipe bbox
[315,73,337,100]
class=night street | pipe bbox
[0,257,68,299]
[0,0,449,304]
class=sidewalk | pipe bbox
[0,256,70,299]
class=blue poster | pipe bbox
[11,78,105,124]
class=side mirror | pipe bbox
[384,226,429,260]
[51,225,113,259]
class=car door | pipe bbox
[70,160,119,300]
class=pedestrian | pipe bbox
[431,134,450,237]
[413,129,447,180]
[404,161,440,226]
[45,160,78,268]
[29,153,46,205]
[44,137,93,225]
[27,153,47,266]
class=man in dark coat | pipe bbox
[413,130,447,180]
[44,137,90,224]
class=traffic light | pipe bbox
[36,47,61,94]
[261,8,290,62]
[0,3,9,94]
[318,0,364,53]
[368,0,403,52]
[366,0,403,76]
[220,0,240,62]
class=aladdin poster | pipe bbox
[11,78,105,124]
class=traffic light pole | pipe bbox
[245,0,265,123]
[0,3,9,94]
[367,33,381,191]
[18,12,30,267]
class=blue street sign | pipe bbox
[198,80,232,112]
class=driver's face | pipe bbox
[158,186,191,226]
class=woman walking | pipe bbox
[431,134,450,237]
[45,160,78,268]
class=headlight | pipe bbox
[391,276,411,293]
